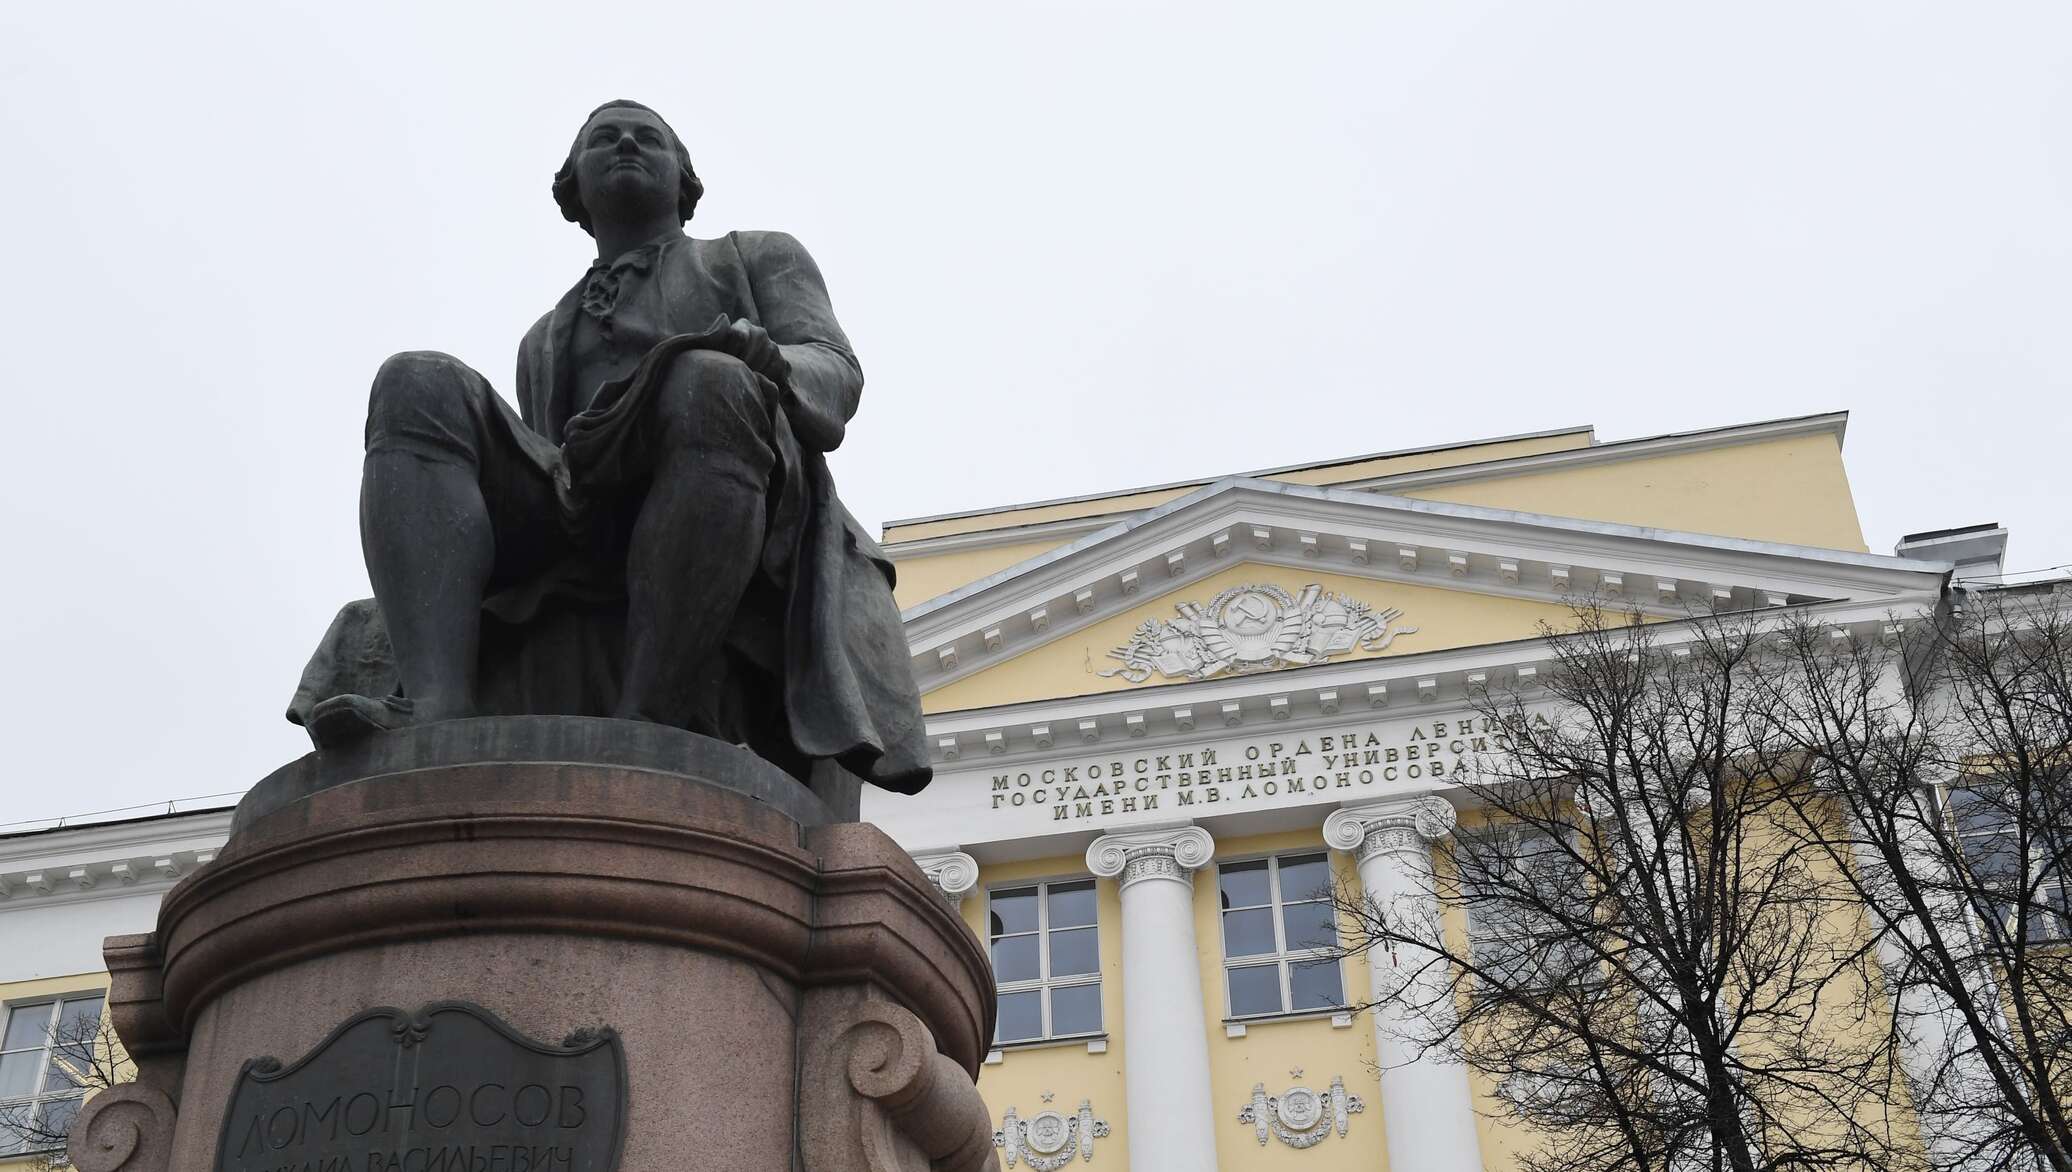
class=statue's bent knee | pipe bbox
[365,350,485,459]
[368,351,478,424]
[654,350,769,442]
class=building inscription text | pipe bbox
[987,713,1549,824]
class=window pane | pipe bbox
[0,1118,26,1157]
[1278,854,1332,903]
[37,1095,82,1142]
[1958,830,2022,889]
[0,1050,39,1098]
[1050,983,1102,1036]
[1047,881,1097,930]
[992,934,1041,983]
[1228,963,1284,1016]
[44,1052,83,1093]
[1468,896,1539,942]
[1475,931,1536,988]
[46,998,102,1089]
[1947,787,2011,838]
[1219,861,1270,910]
[1290,958,1345,1011]
[2046,891,2072,943]
[54,997,102,1041]
[990,888,1038,938]
[2026,889,2071,943]
[2,1003,52,1051]
[996,990,1043,1043]
[1281,900,1338,951]
[1222,907,1276,957]
[1049,927,1099,977]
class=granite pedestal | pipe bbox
[69,718,998,1172]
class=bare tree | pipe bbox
[0,1001,127,1171]
[1334,604,1915,1172]
[1758,587,2072,1172]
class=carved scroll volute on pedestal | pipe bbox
[67,1084,179,1172]
[69,932,184,1172]
[804,998,1000,1172]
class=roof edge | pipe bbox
[900,471,1943,626]
[883,411,1849,542]
[879,424,1596,533]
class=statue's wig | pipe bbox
[552,99,704,234]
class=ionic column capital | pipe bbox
[1085,824,1216,889]
[910,847,980,906]
[1323,796,1458,863]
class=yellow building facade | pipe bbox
[0,411,1985,1170]
[862,410,1971,1171]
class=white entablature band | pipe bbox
[1322,795,1459,863]
[1084,824,1216,889]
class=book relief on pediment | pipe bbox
[1097,583,1419,683]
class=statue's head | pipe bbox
[552,100,704,235]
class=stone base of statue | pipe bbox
[70,718,999,1172]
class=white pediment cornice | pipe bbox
[902,478,1951,693]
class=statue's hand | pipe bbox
[721,318,791,387]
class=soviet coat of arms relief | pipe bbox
[1097,584,1418,683]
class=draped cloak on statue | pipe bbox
[287,230,932,796]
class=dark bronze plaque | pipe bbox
[214,1003,623,1172]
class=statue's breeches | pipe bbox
[362,346,782,595]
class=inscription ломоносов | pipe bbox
[213,1004,623,1172]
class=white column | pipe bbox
[1844,798,2004,1170]
[1086,824,1220,1172]
[1324,797,1485,1172]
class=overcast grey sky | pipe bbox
[2,2,2067,825]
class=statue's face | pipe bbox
[572,106,678,224]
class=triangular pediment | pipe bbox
[904,478,1950,721]
[924,561,1586,712]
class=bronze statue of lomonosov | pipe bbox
[290,100,930,798]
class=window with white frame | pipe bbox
[1,992,105,1155]
[1219,852,1345,1017]
[1950,785,2070,943]
[989,880,1102,1044]
[1460,826,1594,991]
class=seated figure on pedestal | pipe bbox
[289,99,931,802]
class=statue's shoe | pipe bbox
[307,694,417,748]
